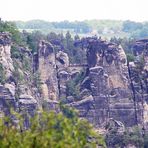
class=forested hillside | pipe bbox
[15,19,148,39]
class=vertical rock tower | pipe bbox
[38,40,59,101]
[74,37,142,127]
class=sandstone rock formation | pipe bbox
[56,51,70,99]
[0,32,14,79]
[130,39,148,130]
[37,40,59,100]
[0,32,148,134]
[73,37,143,127]
[0,33,16,116]
[0,33,38,124]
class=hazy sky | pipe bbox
[0,0,148,22]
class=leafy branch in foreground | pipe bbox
[0,109,106,148]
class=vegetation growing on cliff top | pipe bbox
[0,20,22,44]
[66,70,86,100]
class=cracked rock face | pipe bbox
[0,85,16,115]
[0,33,14,79]
[73,37,139,127]
[37,40,59,100]
[131,39,148,130]
[56,51,70,99]
[0,32,148,133]
[0,33,16,116]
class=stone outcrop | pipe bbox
[56,51,70,99]
[0,33,16,117]
[37,40,59,100]
[0,32,14,79]
[18,94,37,114]
[0,32,148,133]
[73,37,141,127]
[0,85,16,115]
[56,51,69,70]
[35,36,147,130]
[0,33,38,121]
[130,39,148,130]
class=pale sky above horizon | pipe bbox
[0,0,148,22]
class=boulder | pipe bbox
[56,51,69,69]
[4,83,15,96]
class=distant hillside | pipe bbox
[14,19,148,39]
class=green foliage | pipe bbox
[0,63,6,84]
[0,110,106,148]
[122,20,148,38]
[11,45,31,71]
[0,20,24,45]
[122,20,143,32]
[66,70,86,100]
[125,127,144,147]
[15,20,90,34]
[60,103,78,119]
[33,72,42,93]
[127,53,135,62]
[106,126,145,148]
[12,60,24,99]
[136,56,145,71]
[14,19,148,39]
[13,60,24,84]
[11,45,22,59]
[15,20,54,30]
[85,19,123,34]
[110,37,135,54]
[144,133,148,148]
[22,55,31,72]
[46,31,86,64]
[66,80,80,99]
[26,31,45,53]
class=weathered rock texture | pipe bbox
[130,39,148,130]
[0,32,148,132]
[72,37,144,128]
[0,33,38,126]
[0,33,16,116]
[0,32,14,79]
[37,40,59,100]
[56,51,70,99]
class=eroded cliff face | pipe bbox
[130,39,148,130]
[37,40,59,101]
[0,32,147,131]
[0,33,14,79]
[0,33,40,129]
[0,33,16,116]
[71,37,140,127]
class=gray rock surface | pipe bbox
[0,33,147,133]
[56,51,69,70]
[130,39,148,130]
[73,37,141,127]
[37,40,59,100]
[0,33,14,79]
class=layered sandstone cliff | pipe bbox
[71,37,141,127]
[0,32,147,132]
